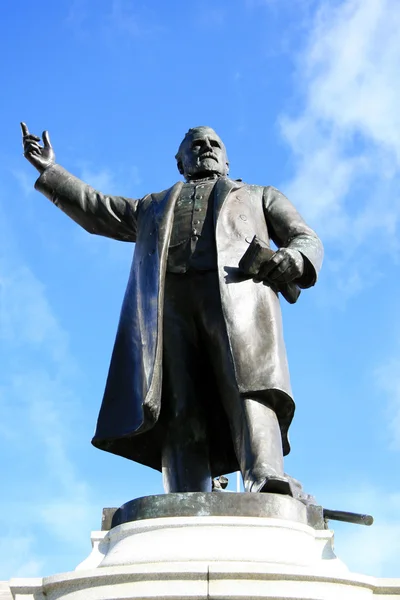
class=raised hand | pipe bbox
[21,122,55,174]
[258,247,304,284]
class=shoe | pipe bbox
[252,475,293,496]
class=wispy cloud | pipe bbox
[279,0,400,298]
[66,0,163,40]
[109,0,162,37]
[12,162,139,266]
[194,5,227,27]
[0,204,96,578]
[65,0,89,33]
[318,484,400,577]
[67,164,139,264]
[375,359,400,451]
[11,169,35,197]
[78,166,116,193]
[275,0,400,459]
[0,535,44,578]
[78,164,141,194]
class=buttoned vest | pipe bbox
[167,177,218,273]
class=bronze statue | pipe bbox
[21,123,323,496]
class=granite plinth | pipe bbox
[7,493,400,599]
[9,560,400,600]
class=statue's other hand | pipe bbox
[21,122,55,174]
[258,248,304,284]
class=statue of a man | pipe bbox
[21,123,323,495]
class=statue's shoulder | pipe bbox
[148,182,183,203]
[246,184,288,201]
[224,179,286,199]
[230,178,265,195]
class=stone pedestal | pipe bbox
[7,493,400,599]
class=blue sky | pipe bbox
[1,0,400,580]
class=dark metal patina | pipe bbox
[21,123,324,498]
[110,492,309,529]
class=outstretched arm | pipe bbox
[21,123,139,242]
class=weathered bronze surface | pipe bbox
[21,123,323,496]
[101,498,374,531]
[323,509,374,527]
[110,492,309,528]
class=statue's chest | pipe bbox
[170,179,216,245]
[217,186,267,239]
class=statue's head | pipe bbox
[176,126,229,181]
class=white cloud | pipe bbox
[66,0,163,40]
[375,359,400,451]
[11,169,35,197]
[0,535,44,578]
[338,519,400,578]
[303,1,400,155]
[272,3,400,530]
[279,0,400,253]
[108,0,163,37]
[78,166,116,193]
[0,265,71,361]
[66,164,138,264]
[318,484,400,577]
[39,498,95,545]
[77,164,141,195]
[0,205,96,577]
[276,0,400,529]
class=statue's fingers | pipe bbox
[42,130,52,148]
[24,141,42,154]
[24,148,41,159]
[24,139,41,148]
[23,135,41,148]
[272,265,296,284]
[26,133,41,142]
[20,122,30,137]
[259,253,287,279]
[258,253,281,278]
[267,257,291,281]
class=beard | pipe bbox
[194,156,223,174]
[182,151,228,179]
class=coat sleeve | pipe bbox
[263,185,324,289]
[34,164,139,242]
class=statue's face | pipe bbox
[179,128,229,180]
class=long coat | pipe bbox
[36,166,323,476]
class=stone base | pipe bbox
[80,517,346,573]
[7,493,400,599]
[9,561,400,599]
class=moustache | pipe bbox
[199,152,218,161]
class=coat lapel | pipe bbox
[152,182,184,260]
[153,181,183,234]
[214,177,244,225]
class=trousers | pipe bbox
[160,270,284,492]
